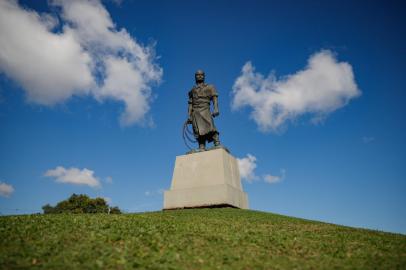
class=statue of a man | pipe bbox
[187,70,221,151]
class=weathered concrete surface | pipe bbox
[164,148,249,209]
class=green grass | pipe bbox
[0,208,405,269]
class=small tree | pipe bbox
[42,194,122,214]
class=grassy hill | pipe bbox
[0,208,405,269]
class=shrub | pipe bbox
[42,194,122,214]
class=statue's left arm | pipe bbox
[210,85,219,117]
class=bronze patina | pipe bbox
[186,70,222,152]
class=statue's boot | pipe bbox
[198,144,206,151]
[198,138,206,151]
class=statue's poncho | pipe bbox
[188,83,218,141]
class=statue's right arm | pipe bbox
[188,103,192,123]
[188,91,193,123]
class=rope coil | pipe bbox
[183,120,196,150]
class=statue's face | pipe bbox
[195,71,205,83]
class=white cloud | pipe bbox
[0,181,14,197]
[44,166,101,188]
[0,0,93,105]
[98,56,154,126]
[232,50,361,132]
[237,154,286,184]
[264,169,286,184]
[237,154,258,182]
[0,0,162,126]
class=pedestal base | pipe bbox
[163,148,249,210]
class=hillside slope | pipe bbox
[0,208,405,269]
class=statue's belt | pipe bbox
[191,103,210,109]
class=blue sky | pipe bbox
[0,0,405,234]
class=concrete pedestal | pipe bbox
[163,148,249,209]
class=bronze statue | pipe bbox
[186,70,221,152]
